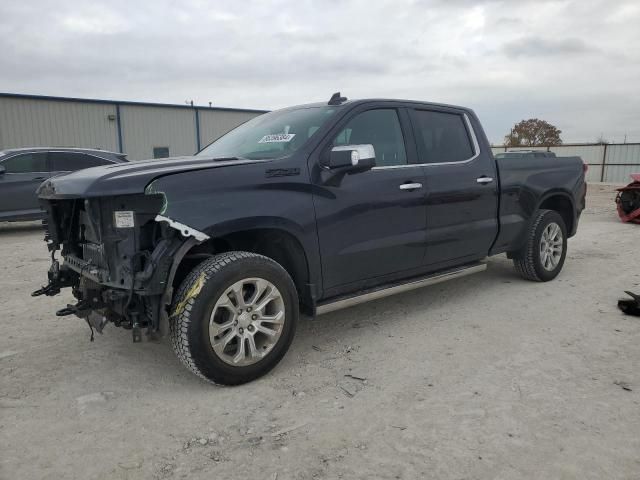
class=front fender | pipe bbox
[145,160,322,292]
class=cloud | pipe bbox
[0,0,639,143]
[59,6,130,35]
[502,36,595,58]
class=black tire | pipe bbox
[169,251,298,385]
[512,209,568,282]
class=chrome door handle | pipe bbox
[476,176,494,184]
[399,182,422,190]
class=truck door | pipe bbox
[310,106,427,297]
[0,152,50,220]
[408,108,498,268]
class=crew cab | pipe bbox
[33,94,586,385]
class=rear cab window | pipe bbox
[410,109,475,164]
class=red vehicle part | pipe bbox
[616,174,640,224]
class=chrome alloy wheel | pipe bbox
[209,278,285,366]
[539,222,563,271]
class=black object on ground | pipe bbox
[618,291,640,317]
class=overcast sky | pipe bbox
[1,0,639,143]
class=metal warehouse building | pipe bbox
[0,93,267,160]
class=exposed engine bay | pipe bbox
[32,193,208,342]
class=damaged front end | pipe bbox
[33,188,209,342]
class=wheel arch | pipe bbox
[503,189,577,257]
[172,218,317,314]
[536,190,576,236]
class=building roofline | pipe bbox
[0,92,269,114]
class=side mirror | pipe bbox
[325,144,376,172]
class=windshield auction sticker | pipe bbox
[258,133,296,143]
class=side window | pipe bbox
[2,153,48,173]
[81,155,111,167]
[50,152,108,171]
[333,109,407,167]
[412,110,475,164]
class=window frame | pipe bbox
[408,108,481,167]
[1,151,50,174]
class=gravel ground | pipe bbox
[1,183,639,480]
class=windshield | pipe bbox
[197,106,339,160]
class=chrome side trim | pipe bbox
[372,164,422,170]
[372,113,481,170]
[155,215,210,242]
[316,262,487,315]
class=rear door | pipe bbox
[408,108,498,268]
[311,105,428,296]
[0,152,50,220]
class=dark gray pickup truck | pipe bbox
[33,94,587,385]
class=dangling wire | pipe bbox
[85,318,95,342]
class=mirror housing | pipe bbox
[325,144,376,172]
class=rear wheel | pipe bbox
[513,209,567,282]
[170,251,298,385]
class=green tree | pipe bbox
[505,119,563,147]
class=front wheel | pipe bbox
[513,209,568,282]
[170,251,298,385]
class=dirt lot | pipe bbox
[1,184,639,480]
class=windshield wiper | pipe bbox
[211,156,244,162]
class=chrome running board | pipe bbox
[316,262,487,315]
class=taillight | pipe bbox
[583,161,589,173]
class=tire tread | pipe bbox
[513,209,552,282]
[169,251,269,385]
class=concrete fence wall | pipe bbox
[491,144,640,183]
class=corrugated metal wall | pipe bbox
[0,96,119,151]
[491,144,640,183]
[604,144,640,183]
[549,145,605,183]
[119,105,197,160]
[0,94,265,161]
[198,110,257,148]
